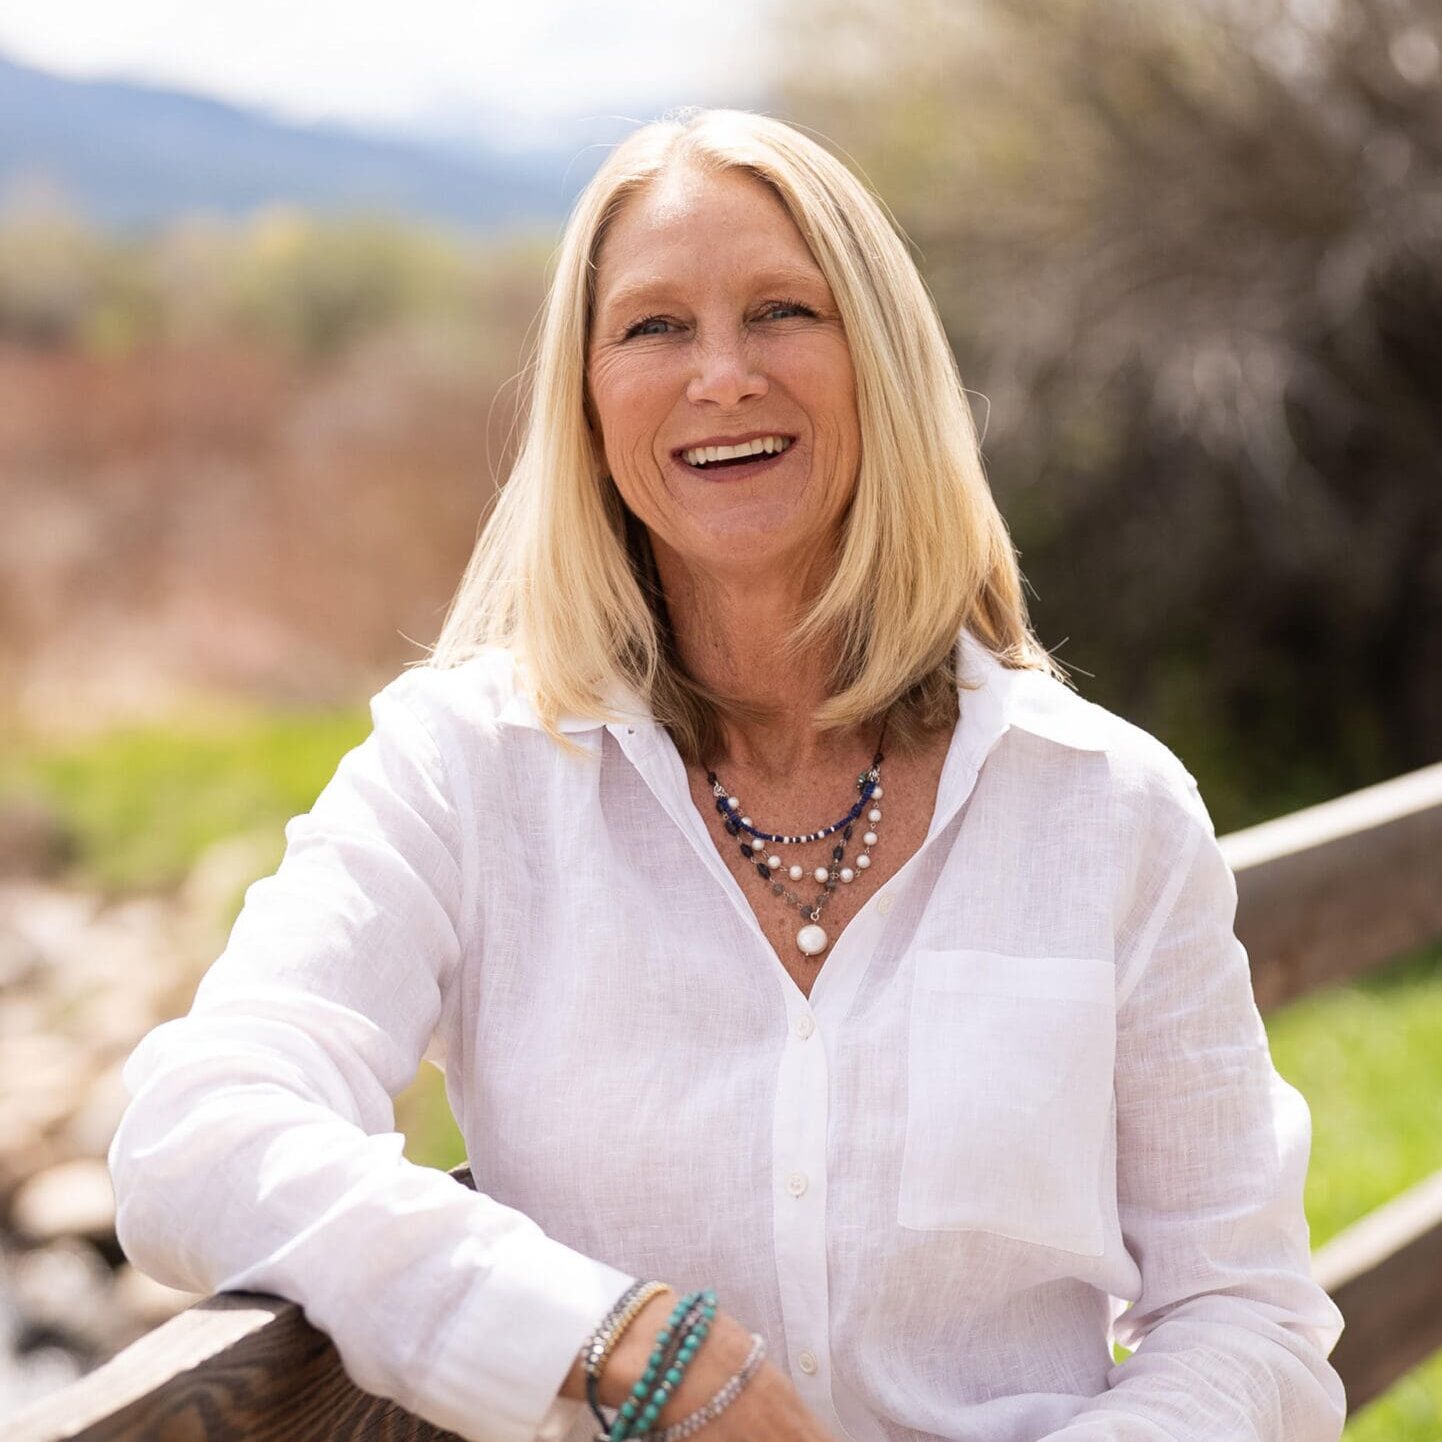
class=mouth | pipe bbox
[670,433,797,481]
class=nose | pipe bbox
[685,331,768,409]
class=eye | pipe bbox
[622,315,675,340]
[762,298,818,320]
[619,298,819,342]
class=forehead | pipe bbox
[593,166,824,306]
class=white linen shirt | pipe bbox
[108,628,1347,1442]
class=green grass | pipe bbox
[4,713,1439,1433]
[1270,944,1442,1253]
[1269,943,1442,1438]
[0,702,373,896]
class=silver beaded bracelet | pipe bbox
[621,1331,767,1442]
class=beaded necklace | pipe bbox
[705,713,890,957]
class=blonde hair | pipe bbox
[426,107,1068,764]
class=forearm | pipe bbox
[1034,1301,1345,1440]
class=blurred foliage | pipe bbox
[774,0,1442,831]
[0,704,371,896]
[0,203,552,364]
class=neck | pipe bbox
[654,544,876,779]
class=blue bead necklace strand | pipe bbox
[706,713,890,957]
[608,1288,716,1441]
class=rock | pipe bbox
[0,1032,82,1087]
[0,880,100,949]
[0,1111,64,1203]
[11,1157,115,1242]
[0,928,44,991]
[0,1035,89,1154]
[178,829,282,951]
[0,1341,82,1420]
[0,796,77,881]
[0,993,49,1041]
[10,1239,114,1350]
[70,986,163,1055]
[61,1062,132,1159]
[0,873,240,1403]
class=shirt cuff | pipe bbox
[414,1222,637,1442]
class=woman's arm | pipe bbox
[558,1289,840,1442]
[1036,774,1347,1442]
[107,672,634,1442]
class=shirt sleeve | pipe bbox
[1037,774,1347,1442]
[106,672,636,1442]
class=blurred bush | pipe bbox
[775,0,1442,827]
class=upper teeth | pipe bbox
[682,435,792,466]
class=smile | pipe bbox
[677,432,795,467]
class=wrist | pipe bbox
[560,1284,678,1408]
[639,1304,751,1424]
[597,1287,683,1410]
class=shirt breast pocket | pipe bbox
[897,948,1116,1257]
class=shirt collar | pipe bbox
[957,629,1111,754]
[491,627,1111,754]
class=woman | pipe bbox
[108,110,1347,1442]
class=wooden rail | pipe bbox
[8,1288,455,1442]
[11,761,1442,1439]
[1313,1169,1442,1414]
[1222,760,1442,1010]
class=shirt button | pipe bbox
[786,1171,808,1197]
[797,1350,818,1375]
[794,1014,815,1040]
[877,893,895,917]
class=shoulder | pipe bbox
[374,647,522,733]
[1005,666,1211,835]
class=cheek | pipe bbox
[782,337,859,439]
[587,353,673,447]
[809,373,861,458]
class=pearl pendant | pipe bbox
[797,923,828,956]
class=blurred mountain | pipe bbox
[0,49,592,235]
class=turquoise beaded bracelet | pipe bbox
[608,1288,716,1441]
[609,1292,703,1442]
[610,1291,711,1442]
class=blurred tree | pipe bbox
[775,0,1442,826]
[223,208,478,362]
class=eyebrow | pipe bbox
[595,264,829,319]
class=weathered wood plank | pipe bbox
[8,1291,465,1442]
[8,1168,478,1442]
[1311,1168,1442,1412]
[1226,760,1442,1009]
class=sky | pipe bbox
[0,0,778,148]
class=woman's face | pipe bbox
[586,164,861,593]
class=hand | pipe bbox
[563,1287,837,1441]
